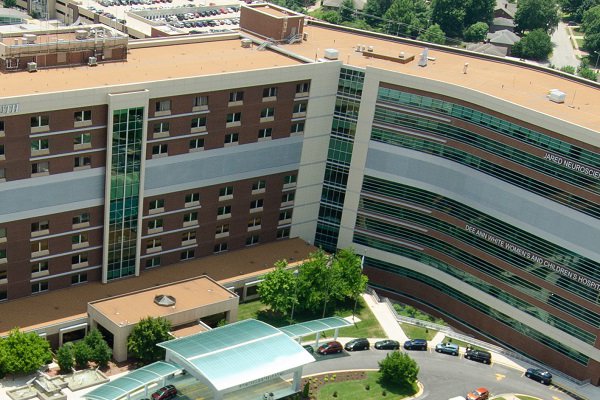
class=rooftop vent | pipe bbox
[88,56,98,66]
[548,89,566,104]
[241,38,252,48]
[418,48,429,67]
[324,48,339,60]
[76,30,89,40]
[27,62,37,73]
[23,34,36,44]
[154,294,176,307]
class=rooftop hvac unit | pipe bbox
[76,30,88,40]
[549,89,566,103]
[324,48,339,60]
[88,56,98,66]
[23,34,36,44]
[367,45,374,52]
[303,32,308,41]
[27,62,38,72]
[241,38,252,48]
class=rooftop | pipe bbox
[280,24,600,133]
[0,238,316,335]
[88,276,235,327]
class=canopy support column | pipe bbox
[333,328,339,341]
[315,331,321,348]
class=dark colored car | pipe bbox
[344,338,370,351]
[525,368,552,385]
[403,339,428,350]
[317,341,343,355]
[464,349,492,364]
[151,385,177,400]
[374,339,400,350]
[435,342,459,356]
[303,344,314,354]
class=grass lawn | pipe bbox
[576,38,585,48]
[400,323,437,340]
[572,27,583,35]
[318,371,418,400]
[441,336,486,351]
[236,297,385,338]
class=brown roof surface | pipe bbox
[252,5,297,17]
[0,37,301,98]
[282,25,600,133]
[170,323,208,338]
[0,238,316,335]
[88,276,234,327]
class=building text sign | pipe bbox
[0,103,19,115]
[465,224,600,291]
[544,152,600,179]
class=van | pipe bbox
[464,349,491,364]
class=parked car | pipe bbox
[466,387,489,400]
[464,349,492,364]
[317,341,343,355]
[525,368,552,385]
[302,344,314,354]
[403,338,428,350]
[435,342,459,356]
[151,385,177,400]
[344,338,370,351]
[374,339,400,350]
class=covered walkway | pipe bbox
[279,316,353,347]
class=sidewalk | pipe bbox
[362,293,409,343]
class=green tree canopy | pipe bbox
[383,0,429,37]
[363,0,395,25]
[418,24,447,44]
[56,343,75,373]
[73,341,91,370]
[431,0,467,37]
[515,0,560,33]
[512,29,553,60]
[127,317,172,364]
[464,21,490,42]
[339,0,356,22]
[378,351,420,386]
[582,5,600,55]
[257,260,298,315]
[4,0,17,8]
[84,329,112,368]
[465,0,496,26]
[333,248,369,316]
[0,328,52,375]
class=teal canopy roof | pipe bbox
[279,317,352,339]
[157,319,314,391]
[85,361,181,400]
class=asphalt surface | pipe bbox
[303,347,575,400]
[550,22,579,69]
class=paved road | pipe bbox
[550,22,579,68]
[303,348,575,400]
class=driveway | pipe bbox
[550,22,579,68]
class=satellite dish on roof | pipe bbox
[154,294,176,307]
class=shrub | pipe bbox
[378,351,419,386]
[56,344,74,373]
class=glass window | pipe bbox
[152,144,168,157]
[31,281,48,294]
[155,100,171,112]
[31,220,49,234]
[226,112,242,123]
[74,156,91,168]
[147,238,161,250]
[225,133,239,144]
[214,242,228,253]
[72,212,90,226]
[191,117,207,129]
[74,132,92,147]
[217,205,231,216]
[282,192,295,203]
[229,91,244,102]
[193,95,208,108]
[252,180,266,191]
[260,107,275,118]
[263,87,277,98]
[180,249,195,260]
[185,192,200,205]
[31,139,49,152]
[183,212,198,223]
[71,273,87,285]
[182,231,197,242]
[291,122,305,134]
[146,256,161,268]
[0,249,6,261]
[284,174,297,185]
[31,161,49,175]
[215,224,229,234]
[248,217,261,228]
[246,234,259,246]
[0,227,5,240]
[30,115,49,128]
[0,121,4,132]
[293,102,307,114]
[149,199,165,211]
[250,199,264,209]
[279,210,293,221]
[189,138,205,151]
[0,145,4,157]
[71,253,88,265]
[219,186,234,197]
[296,82,310,94]
[31,261,48,274]
[148,219,163,230]
[277,227,290,239]
[72,233,88,245]
[153,122,170,133]
[258,128,272,139]
[74,110,92,122]
[31,240,49,253]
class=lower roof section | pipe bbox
[279,316,352,339]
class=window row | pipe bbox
[30,273,88,295]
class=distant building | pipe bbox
[0,7,28,25]
[494,0,517,20]
[491,16,515,33]
[322,0,367,11]
[487,29,520,55]
[466,42,508,57]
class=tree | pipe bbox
[4,0,17,8]
[56,343,74,373]
[582,5,600,55]
[296,249,331,314]
[560,65,577,74]
[578,65,599,80]
[257,260,298,316]
[127,317,172,364]
[331,248,368,317]
[512,29,553,60]
[515,0,560,33]
[465,0,495,26]
[383,0,429,38]
[418,24,447,44]
[363,0,395,25]
[378,351,419,386]
[84,329,112,368]
[464,22,489,42]
[339,0,356,22]
[0,328,52,375]
[431,0,467,37]
[73,341,91,370]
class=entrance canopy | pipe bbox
[85,361,181,400]
[279,317,352,340]
[157,319,314,392]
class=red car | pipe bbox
[317,341,343,355]
[152,385,177,400]
[466,387,489,400]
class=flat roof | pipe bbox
[170,323,208,338]
[88,276,234,327]
[0,36,300,98]
[158,319,315,391]
[250,5,300,18]
[0,238,316,335]
[279,317,353,339]
[281,25,600,132]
